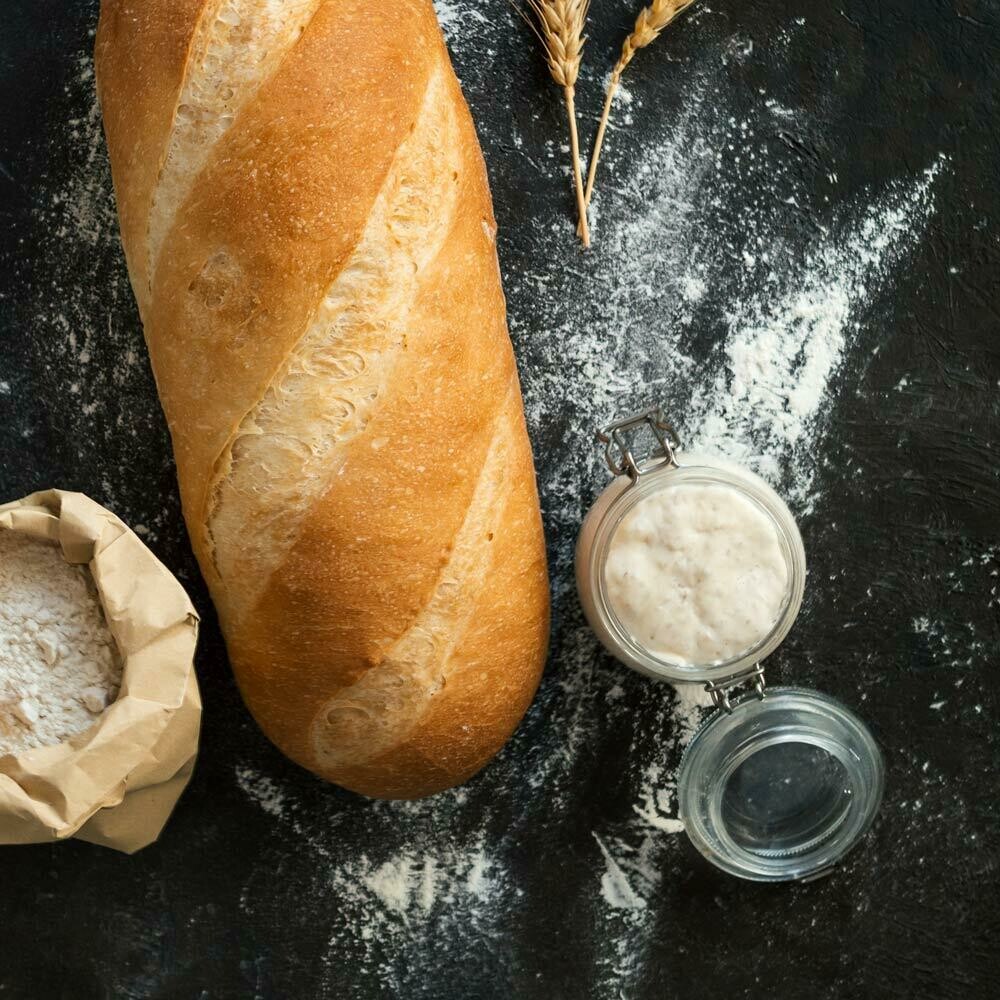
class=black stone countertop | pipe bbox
[1,2,998,997]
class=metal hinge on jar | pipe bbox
[703,664,767,713]
[597,405,680,480]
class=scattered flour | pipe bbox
[688,158,945,511]
[28,9,950,995]
[229,12,943,984]
[360,847,493,918]
[236,760,503,982]
[671,682,716,741]
[633,767,685,835]
[494,17,943,982]
[682,274,707,302]
[4,53,180,547]
[317,835,506,984]
[594,833,647,911]
[235,764,287,818]
[432,0,492,51]
[0,531,120,754]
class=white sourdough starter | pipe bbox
[0,531,121,755]
[604,482,789,665]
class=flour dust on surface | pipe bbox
[13,5,953,996]
[244,3,944,988]
[3,54,183,551]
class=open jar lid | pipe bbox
[677,687,884,881]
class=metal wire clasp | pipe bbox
[597,405,680,480]
[704,665,766,714]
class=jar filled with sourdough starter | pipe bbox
[576,407,884,882]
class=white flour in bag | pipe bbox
[0,531,121,755]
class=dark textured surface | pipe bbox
[1,1,998,998]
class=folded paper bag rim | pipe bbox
[0,489,201,853]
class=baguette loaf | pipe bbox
[95,0,550,798]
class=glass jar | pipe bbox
[575,406,884,882]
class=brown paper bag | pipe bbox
[0,490,201,853]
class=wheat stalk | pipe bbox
[581,0,697,219]
[522,0,592,247]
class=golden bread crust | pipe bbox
[97,0,549,798]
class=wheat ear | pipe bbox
[582,0,697,213]
[522,0,592,247]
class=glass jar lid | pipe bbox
[677,687,885,881]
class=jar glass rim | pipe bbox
[677,687,885,881]
[587,458,806,684]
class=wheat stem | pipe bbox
[583,72,619,208]
[583,0,697,213]
[521,0,592,245]
[565,86,591,246]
